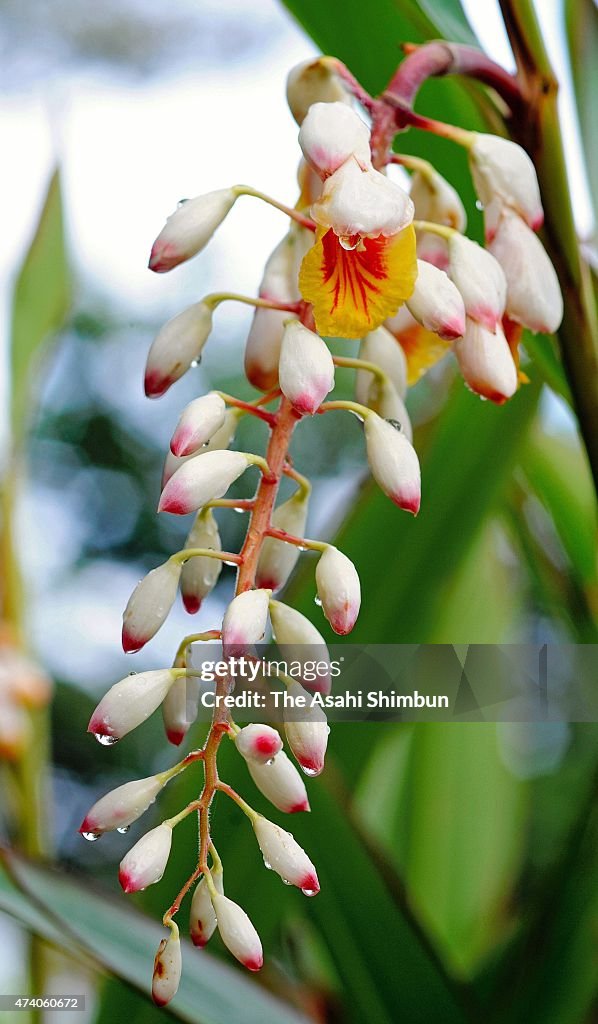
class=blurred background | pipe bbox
[0,0,597,1022]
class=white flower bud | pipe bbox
[409,167,466,231]
[119,822,173,893]
[311,157,414,239]
[283,680,329,776]
[149,188,238,272]
[180,508,223,614]
[256,491,309,592]
[88,669,178,743]
[269,601,331,694]
[299,101,371,178]
[454,317,518,404]
[315,546,361,636]
[145,302,213,398]
[469,134,543,231]
[190,865,224,947]
[253,816,319,894]
[447,234,507,330]
[287,59,350,126]
[247,749,310,814]
[122,560,181,653]
[212,893,263,971]
[159,450,250,515]
[364,414,421,514]
[236,724,283,764]
[162,674,200,746]
[406,260,465,340]
[356,326,407,403]
[369,380,413,443]
[279,320,335,416]
[161,410,239,487]
[152,926,182,1007]
[222,589,270,657]
[488,210,563,334]
[170,393,227,458]
[79,775,164,837]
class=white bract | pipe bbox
[122,560,181,653]
[454,318,518,404]
[469,133,543,232]
[190,866,224,947]
[161,410,239,487]
[489,210,563,334]
[119,823,173,893]
[406,260,465,340]
[159,451,251,515]
[256,491,309,591]
[88,670,178,743]
[79,775,164,837]
[283,680,329,776]
[356,326,408,403]
[180,508,223,614]
[253,816,319,893]
[162,674,200,747]
[279,320,335,416]
[247,749,310,814]
[410,167,466,231]
[269,600,331,694]
[446,233,507,330]
[311,157,414,239]
[364,414,421,515]
[170,393,227,458]
[149,188,238,272]
[222,589,271,656]
[299,101,371,178]
[145,302,214,397]
[315,545,361,635]
[211,894,263,971]
[287,59,350,126]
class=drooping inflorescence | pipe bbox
[81,50,563,1004]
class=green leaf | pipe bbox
[10,169,71,437]
[0,849,309,1024]
[565,0,598,228]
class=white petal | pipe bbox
[489,210,563,333]
[447,234,507,329]
[279,320,335,415]
[454,317,518,403]
[159,450,250,515]
[170,393,227,457]
[88,670,177,742]
[212,894,263,971]
[406,260,465,339]
[80,776,164,836]
[180,508,223,614]
[299,101,371,178]
[410,167,466,231]
[315,546,361,636]
[190,868,224,947]
[364,414,421,514]
[283,681,329,776]
[256,492,309,591]
[247,749,309,813]
[122,560,181,652]
[236,724,283,763]
[269,601,331,694]
[356,325,408,402]
[311,157,414,239]
[145,302,213,397]
[469,134,543,230]
[222,590,270,655]
[119,823,173,893]
[149,188,238,272]
[253,816,319,892]
[287,59,351,125]
[152,928,182,1007]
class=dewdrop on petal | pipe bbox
[211,893,263,971]
[236,724,283,764]
[253,816,319,894]
[488,210,563,334]
[287,58,350,126]
[119,822,173,893]
[315,546,361,636]
[446,234,507,331]
[79,775,165,837]
[162,673,200,746]
[162,410,240,488]
[279,320,335,416]
[256,490,309,591]
[122,560,181,653]
[283,680,329,776]
[145,302,214,398]
[468,134,543,232]
[269,600,331,694]
[364,414,421,515]
[299,101,371,178]
[190,865,224,947]
[88,669,178,743]
[180,508,223,614]
[406,260,465,340]
[222,589,271,657]
[371,380,413,443]
[149,188,238,273]
[159,450,251,515]
[356,326,408,403]
[409,167,466,231]
[152,924,182,1007]
[170,393,227,458]
[454,318,518,404]
[247,749,310,814]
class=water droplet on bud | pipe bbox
[93,733,118,746]
[263,859,272,871]
[301,765,320,777]
[81,831,101,842]
[475,199,483,211]
[282,878,292,885]
[190,355,202,368]
[117,825,131,834]
[177,198,189,207]
[385,418,402,433]
[265,758,275,766]
[314,595,322,607]
[301,887,318,897]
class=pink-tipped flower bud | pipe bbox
[222,589,270,657]
[446,234,507,330]
[269,600,331,694]
[469,134,543,232]
[189,865,224,947]
[88,669,178,743]
[246,749,310,814]
[256,491,309,591]
[170,393,227,457]
[119,822,173,893]
[406,259,465,340]
[253,816,319,894]
[287,58,350,126]
[162,674,200,746]
[152,925,182,1007]
[180,508,223,614]
[79,775,164,838]
[212,893,263,971]
[315,546,361,635]
[145,302,213,398]
[161,410,239,488]
[283,681,329,776]
[158,450,250,515]
[279,320,335,416]
[356,325,408,403]
[149,188,238,273]
[454,318,518,404]
[236,724,283,764]
[299,101,371,178]
[122,559,181,653]
[311,158,414,239]
[488,210,563,334]
[410,167,466,231]
[364,414,421,515]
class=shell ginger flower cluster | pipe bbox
[82,50,563,1005]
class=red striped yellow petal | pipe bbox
[391,320,451,386]
[298,225,417,339]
